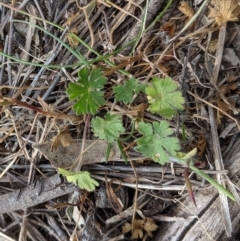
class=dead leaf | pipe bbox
[161,22,176,38]
[161,51,174,62]
[130,103,148,120]
[196,135,206,156]
[208,39,218,53]
[62,11,82,47]
[227,75,235,83]
[103,55,142,76]
[178,1,195,30]
[122,218,158,239]
[132,220,144,239]
[51,127,73,151]
[51,136,60,153]
[216,99,233,124]
[122,222,133,236]
[33,140,120,168]
[66,12,80,26]
[37,97,83,123]
[105,175,124,214]
[143,218,158,237]
[219,83,238,96]
[209,0,240,26]
[212,80,238,124]
[131,220,144,239]
[178,1,194,19]
[68,27,79,47]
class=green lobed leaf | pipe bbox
[146,76,185,119]
[58,168,99,192]
[135,121,180,164]
[113,78,146,104]
[66,67,107,115]
[91,113,125,143]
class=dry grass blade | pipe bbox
[209,106,232,236]
[187,91,240,130]
[105,174,124,214]
[204,1,240,235]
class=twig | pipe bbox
[187,91,240,130]
[130,161,138,233]
[75,115,91,171]
[0,174,79,214]
[76,1,95,54]
[18,115,38,241]
[7,6,14,86]
[0,36,8,85]
[209,22,232,237]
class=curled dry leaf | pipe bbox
[143,218,158,237]
[208,39,218,53]
[219,82,238,96]
[215,82,238,123]
[63,11,81,47]
[216,99,235,124]
[129,103,148,119]
[105,175,124,214]
[208,0,240,26]
[161,22,176,38]
[178,1,195,19]
[51,127,73,151]
[37,97,83,124]
[196,134,206,156]
[122,218,158,239]
[178,1,195,30]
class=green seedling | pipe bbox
[135,121,180,164]
[113,78,146,104]
[91,113,125,143]
[146,76,185,119]
[170,149,236,201]
[58,168,99,192]
[67,67,107,115]
[1,3,234,199]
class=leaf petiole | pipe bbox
[169,154,236,201]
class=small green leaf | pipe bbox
[146,76,185,119]
[66,67,107,115]
[176,148,197,161]
[105,143,113,163]
[91,113,125,143]
[113,78,146,104]
[135,121,180,164]
[117,140,128,164]
[58,168,99,192]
